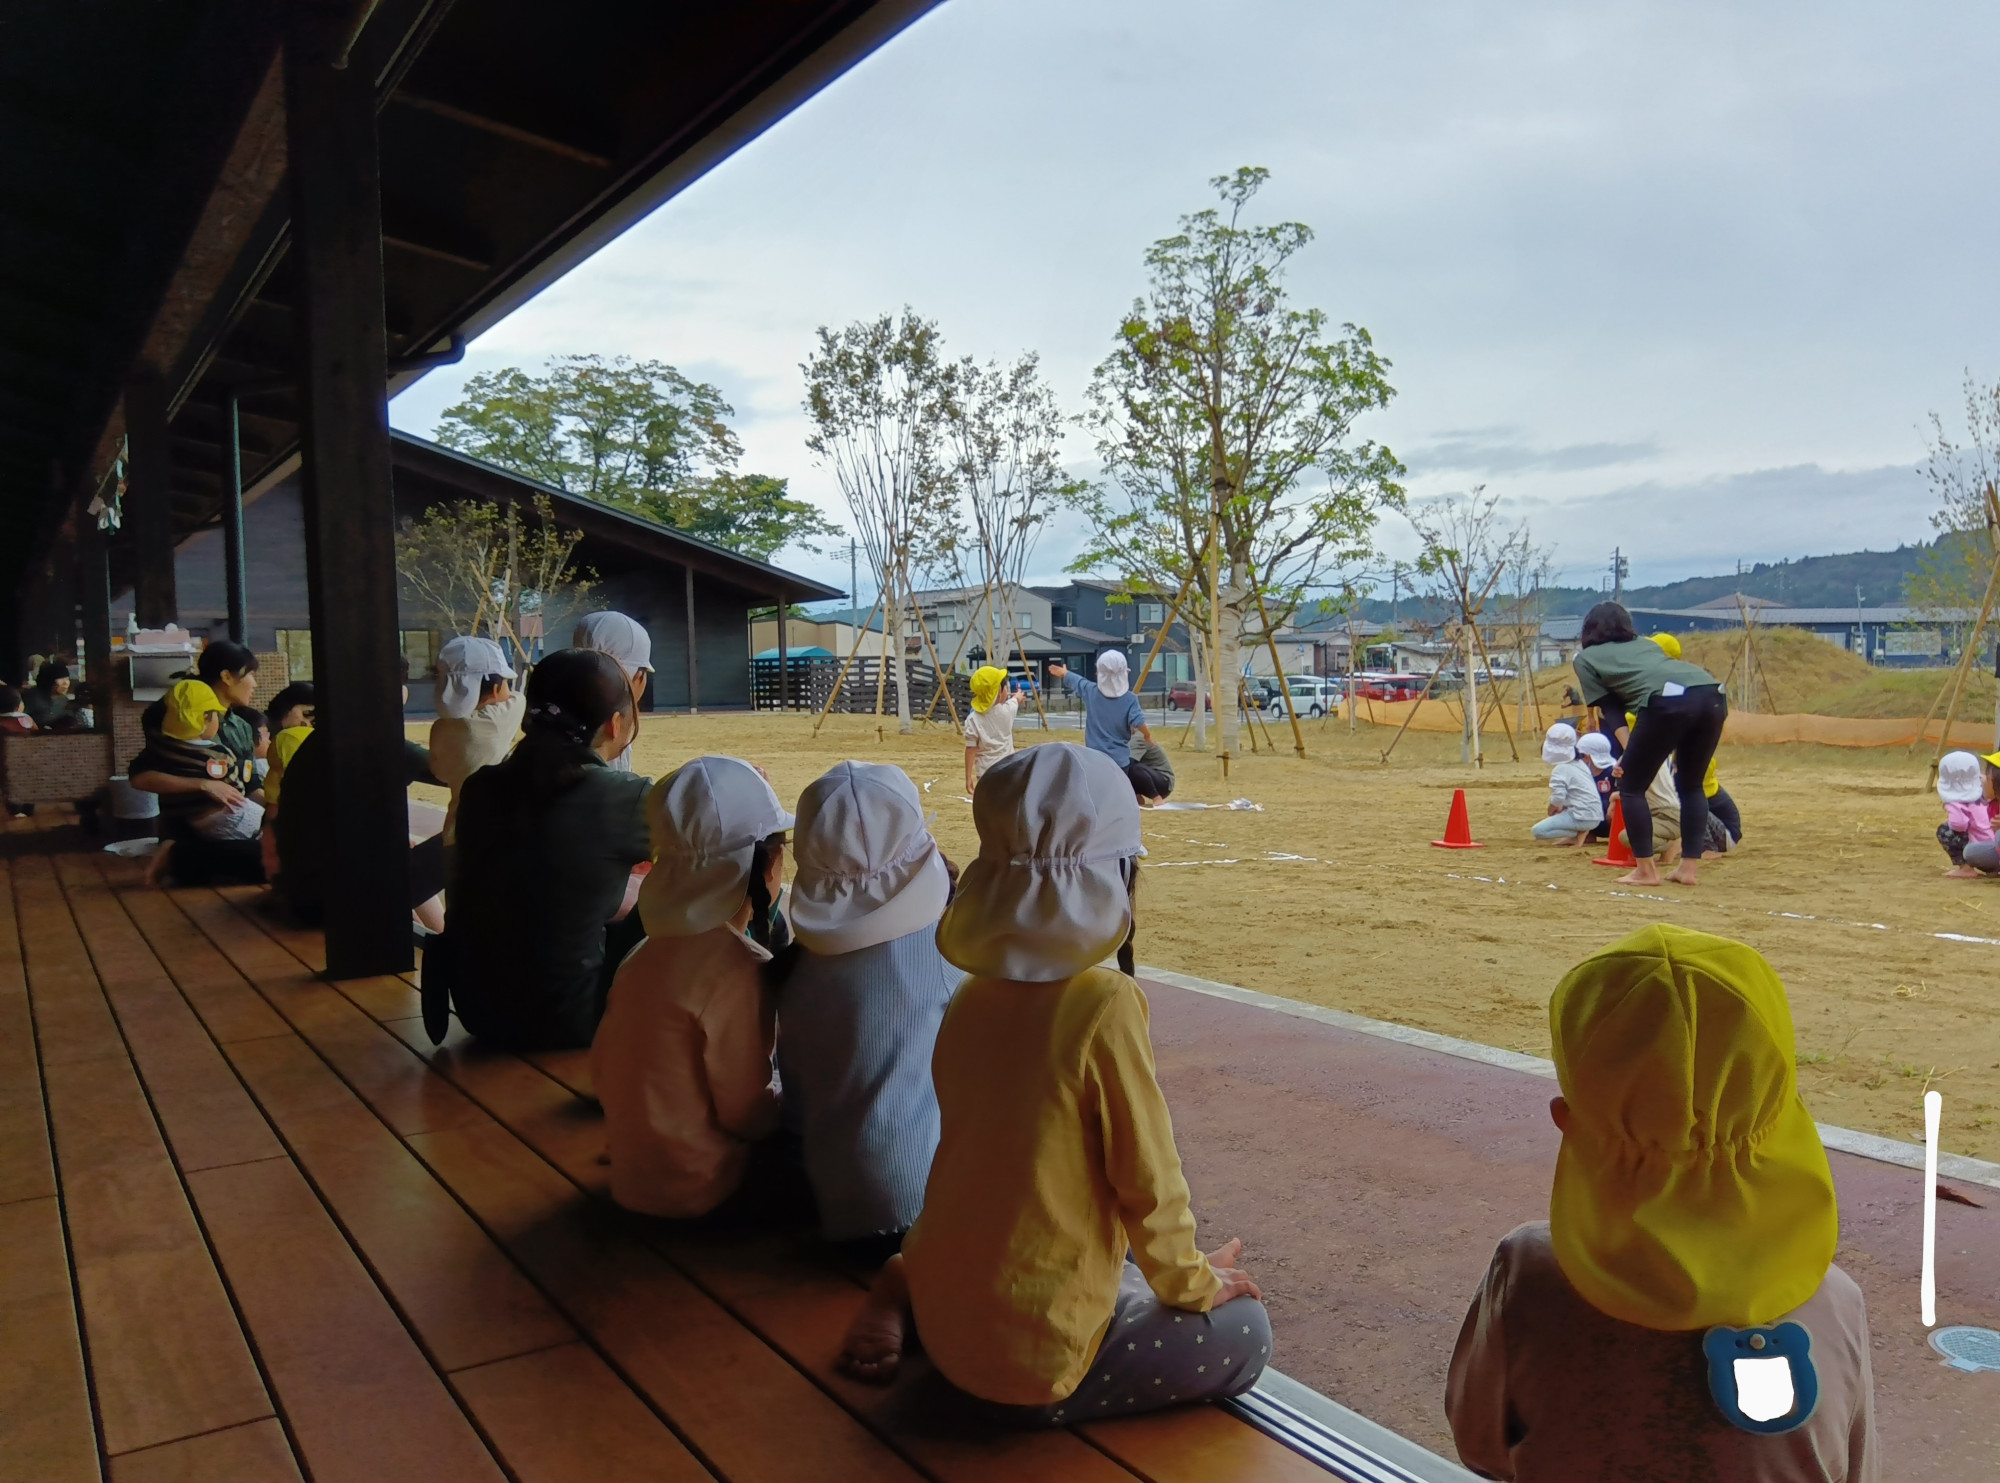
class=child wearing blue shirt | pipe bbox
[1045,652,1171,802]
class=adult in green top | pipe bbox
[439,647,653,1050]
[195,641,263,775]
[1569,602,1725,888]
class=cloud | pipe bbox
[1409,429,1660,475]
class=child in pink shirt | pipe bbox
[1936,749,1995,878]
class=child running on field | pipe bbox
[1937,750,1996,879]
[1532,723,1603,846]
[1447,925,1877,1482]
[963,665,1019,793]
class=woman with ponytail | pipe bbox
[593,756,794,1218]
[445,648,650,1049]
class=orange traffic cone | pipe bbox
[1430,788,1485,849]
[1593,795,1637,867]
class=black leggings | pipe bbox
[1709,787,1742,843]
[1618,687,1727,859]
[1124,760,1174,800]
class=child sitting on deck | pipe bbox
[1446,925,1876,1483]
[131,680,265,888]
[1938,749,1998,878]
[593,756,792,1218]
[778,760,959,1256]
[1532,723,1603,845]
[838,742,1270,1422]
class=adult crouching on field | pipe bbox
[839,743,1269,1422]
[1571,604,1725,888]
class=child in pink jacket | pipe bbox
[1936,750,1995,878]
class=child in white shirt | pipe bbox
[962,665,1019,793]
[1532,724,1604,844]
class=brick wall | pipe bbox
[0,733,115,805]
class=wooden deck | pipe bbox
[0,812,1331,1483]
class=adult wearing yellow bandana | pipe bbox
[962,664,1019,793]
[1446,926,1876,1482]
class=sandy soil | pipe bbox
[419,706,2000,1161]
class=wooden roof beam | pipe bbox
[389,90,612,169]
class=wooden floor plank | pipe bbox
[330,974,420,1023]
[0,861,56,1207]
[223,1032,577,1372]
[451,1341,714,1483]
[522,1048,595,1101]
[184,1157,506,1483]
[106,1420,301,1483]
[0,1197,102,1483]
[168,891,486,1137]
[408,1120,929,1483]
[115,892,292,1046]
[54,863,285,1175]
[12,859,275,1458]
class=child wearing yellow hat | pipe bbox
[1446,926,1876,1481]
[127,679,265,887]
[962,664,1019,793]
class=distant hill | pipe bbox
[1344,540,1950,625]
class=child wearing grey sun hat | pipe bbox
[593,756,794,1218]
[777,760,960,1249]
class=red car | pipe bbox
[1165,680,1208,711]
[1351,672,1429,702]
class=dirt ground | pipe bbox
[419,706,2000,1161]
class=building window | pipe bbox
[1165,652,1190,681]
[400,629,439,677]
[1015,611,1035,633]
[935,611,963,633]
[275,628,313,681]
[1137,601,1165,626]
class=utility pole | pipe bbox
[1856,583,1866,664]
[849,538,858,614]
[1611,547,1629,605]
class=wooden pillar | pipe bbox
[288,21,411,978]
[684,565,699,713]
[124,376,177,628]
[222,391,248,644]
[775,586,788,710]
[80,519,113,710]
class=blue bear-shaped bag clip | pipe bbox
[1702,1322,1818,1435]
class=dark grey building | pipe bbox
[113,432,840,711]
[1030,577,1193,691]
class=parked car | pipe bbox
[1165,679,1205,711]
[1352,671,1430,702]
[1264,675,1339,719]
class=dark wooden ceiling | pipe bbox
[0,0,940,609]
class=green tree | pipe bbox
[436,353,839,560]
[1071,167,1405,754]
[1907,373,2000,643]
[395,495,598,669]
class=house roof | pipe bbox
[911,582,1045,605]
[1053,624,1135,648]
[807,604,886,633]
[391,432,841,601]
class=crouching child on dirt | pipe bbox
[1532,723,1603,845]
[1446,925,1877,1483]
[1936,750,1997,879]
[1576,732,1616,842]
[593,756,791,1217]
[838,742,1271,1421]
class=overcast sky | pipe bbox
[389,0,2000,602]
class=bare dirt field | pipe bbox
[420,707,2000,1161]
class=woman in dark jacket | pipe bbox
[439,648,652,1050]
[1569,602,1726,888]
[24,660,75,730]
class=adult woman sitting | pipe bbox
[1570,602,1726,888]
[195,641,262,772]
[440,648,651,1050]
[573,611,653,771]
[24,660,75,730]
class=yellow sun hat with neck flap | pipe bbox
[1548,924,1838,1332]
[969,665,1008,714]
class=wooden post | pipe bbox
[775,585,788,711]
[223,390,249,644]
[80,520,113,711]
[124,376,177,628]
[287,23,411,979]
[683,564,700,713]
[813,590,886,736]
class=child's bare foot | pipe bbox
[1945,865,1981,879]
[839,1254,911,1384]
[142,840,173,888]
[1665,861,1700,886]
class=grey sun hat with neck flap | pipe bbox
[638,755,795,938]
[789,760,950,956]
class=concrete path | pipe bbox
[1145,974,2000,1481]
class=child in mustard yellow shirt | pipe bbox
[838,742,1269,1421]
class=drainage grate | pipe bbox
[1931,1326,2000,1373]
